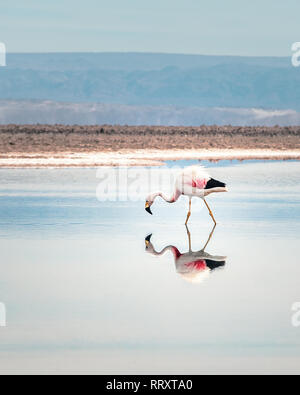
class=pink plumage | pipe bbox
[145,165,228,224]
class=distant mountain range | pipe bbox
[5,52,292,71]
[0,53,299,125]
[1,100,299,126]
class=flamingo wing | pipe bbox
[176,166,210,194]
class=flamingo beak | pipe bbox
[145,234,152,247]
[145,202,153,215]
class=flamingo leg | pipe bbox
[185,198,192,225]
[202,224,216,251]
[185,224,192,252]
[203,198,217,225]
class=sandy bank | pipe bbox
[0,149,299,168]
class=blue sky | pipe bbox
[0,0,299,56]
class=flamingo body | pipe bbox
[145,227,226,284]
[145,165,228,224]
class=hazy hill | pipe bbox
[0,53,299,125]
[6,52,291,71]
[1,100,299,126]
[0,63,300,109]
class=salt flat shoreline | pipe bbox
[1,124,299,167]
[0,149,299,168]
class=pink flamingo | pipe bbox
[145,166,228,225]
[145,225,226,284]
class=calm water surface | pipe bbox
[0,160,300,374]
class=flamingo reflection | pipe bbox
[145,225,226,284]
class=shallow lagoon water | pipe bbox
[0,160,300,374]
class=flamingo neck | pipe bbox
[150,190,180,204]
[151,245,181,259]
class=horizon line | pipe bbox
[5,51,290,59]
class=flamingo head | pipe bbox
[145,234,154,252]
[145,200,153,215]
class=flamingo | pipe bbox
[145,225,226,284]
[145,165,228,225]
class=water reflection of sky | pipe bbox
[0,160,300,373]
